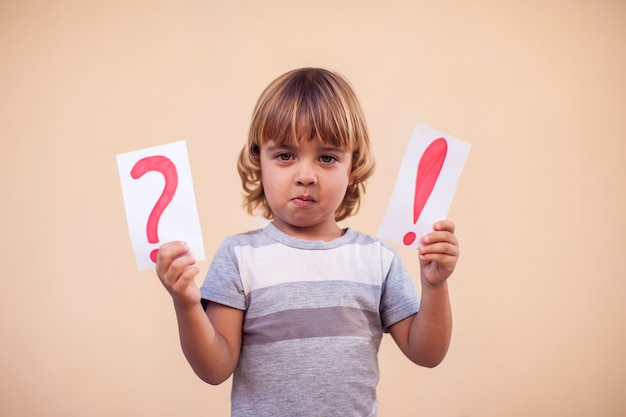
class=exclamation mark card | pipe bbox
[377,123,471,249]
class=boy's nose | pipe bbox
[295,163,317,185]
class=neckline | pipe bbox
[263,222,355,250]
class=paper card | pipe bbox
[116,140,205,270]
[377,123,471,248]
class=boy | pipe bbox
[156,67,459,416]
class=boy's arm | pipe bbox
[173,300,243,384]
[389,220,458,368]
[157,242,243,385]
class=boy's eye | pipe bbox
[320,155,338,163]
[276,152,294,161]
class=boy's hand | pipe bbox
[418,220,459,287]
[155,241,201,309]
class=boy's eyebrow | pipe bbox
[265,143,293,152]
[320,145,349,153]
[265,143,348,153]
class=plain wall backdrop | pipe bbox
[1,1,625,416]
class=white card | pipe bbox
[117,141,205,270]
[378,123,471,248]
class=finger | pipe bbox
[421,230,458,247]
[158,241,191,262]
[156,241,191,277]
[169,254,197,279]
[419,241,459,258]
[433,220,455,234]
[173,263,200,289]
[419,249,458,262]
[419,246,458,269]
[160,254,196,288]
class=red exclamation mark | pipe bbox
[402,138,448,246]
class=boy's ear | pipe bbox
[251,143,261,158]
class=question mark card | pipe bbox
[116,140,205,270]
[377,123,471,249]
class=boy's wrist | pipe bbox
[172,298,204,314]
[420,278,449,292]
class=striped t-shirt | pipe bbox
[200,222,420,417]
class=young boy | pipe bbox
[156,67,459,416]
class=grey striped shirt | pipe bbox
[200,223,420,417]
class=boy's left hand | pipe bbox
[418,220,459,287]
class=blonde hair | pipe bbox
[237,67,375,221]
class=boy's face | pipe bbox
[259,136,353,240]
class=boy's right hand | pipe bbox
[155,241,201,309]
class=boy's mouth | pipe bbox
[292,195,316,207]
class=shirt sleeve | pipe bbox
[199,237,248,311]
[379,244,420,331]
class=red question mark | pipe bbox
[403,138,448,246]
[130,155,178,263]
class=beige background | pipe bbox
[2,1,625,416]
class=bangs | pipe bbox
[252,69,357,151]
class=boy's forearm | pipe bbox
[174,302,236,385]
[408,281,452,367]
